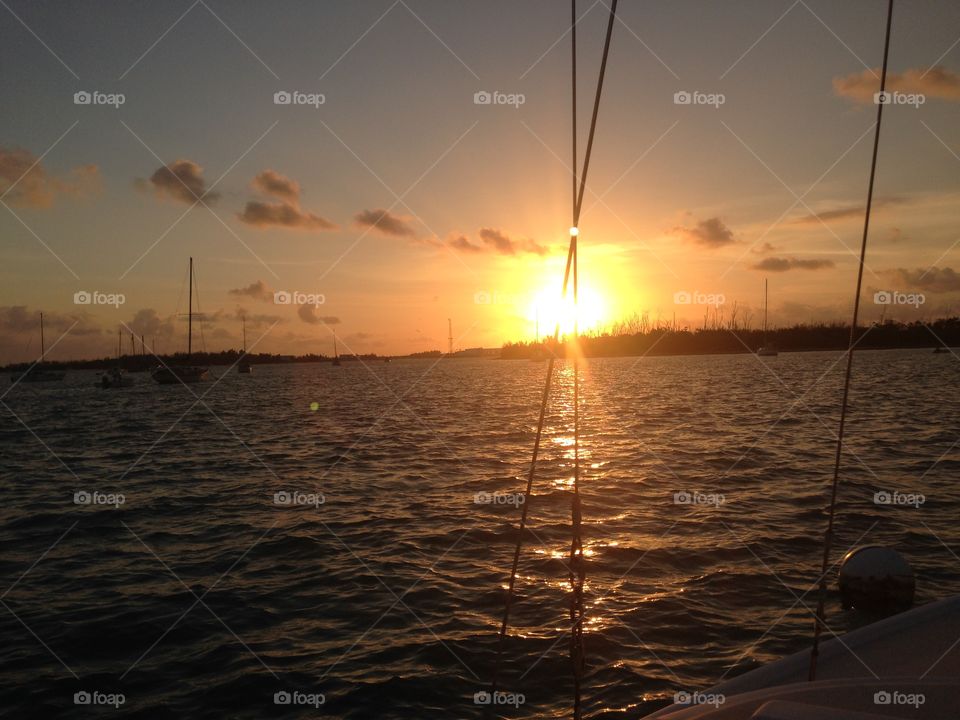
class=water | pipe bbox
[2,349,960,718]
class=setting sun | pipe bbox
[527,281,608,337]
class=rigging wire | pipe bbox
[809,0,894,683]
[487,2,618,717]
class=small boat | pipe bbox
[100,329,134,388]
[332,331,341,366]
[11,313,65,383]
[152,257,210,385]
[757,278,778,357]
[238,315,252,374]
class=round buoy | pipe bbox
[838,546,914,614]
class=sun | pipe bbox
[527,281,607,338]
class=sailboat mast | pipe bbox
[242,315,246,353]
[40,312,45,359]
[333,330,338,359]
[447,318,453,356]
[763,278,769,336]
[188,257,193,358]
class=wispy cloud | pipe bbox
[297,305,341,325]
[239,169,336,231]
[0,147,99,208]
[751,257,835,272]
[880,266,960,292]
[354,208,416,237]
[834,66,960,104]
[229,280,275,302]
[672,217,736,248]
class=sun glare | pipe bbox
[527,282,607,337]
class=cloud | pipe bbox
[750,242,778,255]
[125,308,176,339]
[354,208,416,237]
[448,234,483,253]
[879,266,960,293]
[239,201,337,231]
[673,217,736,248]
[0,306,101,336]
[477,227,549,256]
[238,170,336,232]
[834,66,960,104]
[751,257,835,272]
[140,159,219,205]
[229,280,275,302]
[297,305,341,325]
[0,147,100,208]
[791,196,907,225]
[251,169,300,202]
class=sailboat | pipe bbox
[238,315,252,374]
[100,328,134,388]
[331,330,341,366]
[11,312,65,383]
[151,257,210,384]
[756,278,778,357]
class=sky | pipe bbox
[1,0,959,362]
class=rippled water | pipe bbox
[3,349,960,718]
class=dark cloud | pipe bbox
[880,266,960,293]
[834,66,960,104]
[751,257,835,272]
[476,227,548,256]
[229,280,275,302]
[125,308,175,338]
[750,242,778,255]
[140,159,219,205]
[354,208,416,237]
[0,306,101,336]
[791,197,906,225]
[0,147,100,208]
[673,217,736,248]
[239,201,337,231]
[251,170,300,201]
[448,235,483,253]
[297,305,341,325]
[239,170,336,231]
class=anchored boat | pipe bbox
[152,257,209,385]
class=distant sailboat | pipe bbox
[757,278,779,357]
[12,312,65,383]
[152,257,210,384]
[100,328,134,388]
[238,315,252,374]
[332,330,341,366]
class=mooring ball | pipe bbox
[838,545,914,613]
